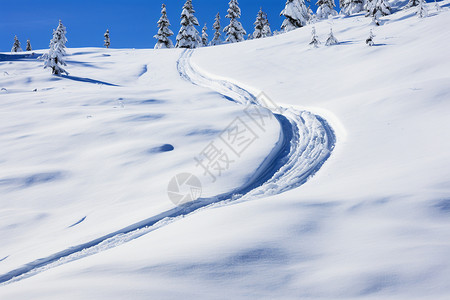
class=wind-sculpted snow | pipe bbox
[0,49,334,286]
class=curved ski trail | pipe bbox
[0,49,335,286]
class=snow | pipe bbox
[1,2,450,299]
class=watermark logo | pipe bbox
[167,92,281,206]
[167,173,202,206]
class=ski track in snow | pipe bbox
[0,49,335,286]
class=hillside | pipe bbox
[1,2,450,299]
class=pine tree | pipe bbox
[309,27,320,48]
[176,0,201,48]
[262,11,272,38]
[316,0,338,19]
[210,13,222,46]
[202,24,208,46]
[281,0,310,31]
[434,0,442,12]
[26,39,32,51]
[224,0,246,43]
[11,35,22,52]
[404,0,420,9]
[325,28,339,45]
[366,29,375,46]
[417,0,428,17]
[366,0,391,24]
[43,20,68,75]
[154,4,174,49]
[253,8,272,39]
[434,0,442,11]
[341,0,364,15]
[104,29,111,48]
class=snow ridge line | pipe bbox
[0,49,335,286]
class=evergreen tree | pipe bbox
[316,0,338,19]
[262,11,272,37]
[341,0,364,15]
[11,35,22,52]
[417,0,428,17]
[308,6,319,24]
[176,0,201,48]
[26,39,32,51]
[104,29,111,48]
[280,0,310,31]
[366,0,391,25]
[224,0,246,43]
[210,13,222,46]
[253,8,271,39]
[434,0,442,11]
[43,20,68,75]
[154,4,174,49]
[404,0,420,9]
[325,28,339,45]
[309,27,320,48]
[366,29,375,46]
[202,24,208,46]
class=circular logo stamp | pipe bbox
[167,173,202,206]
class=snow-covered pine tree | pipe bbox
[253,8,264,39]
[176,0,201,48]
[155,4,174,49]
[202,24,208,46]
[417,0,428,17]
[262,11,272,37]
[281,0,310,31]
[325,28,339,45]
[404,0,420,9]
[341,0,364,15]
[11,36,22,52]
[224,0,246,43]
[366,0,391,25]
[434,0,442,11]
[210,13,222,46]
[316,0,338,19]
[366,29,375,46]
[104,29,111,48]
[309,27,320,47]
[43,20,68,75]
[26,39,32,51]
[253,8,270,39]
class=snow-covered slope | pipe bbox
[1,2,450,299]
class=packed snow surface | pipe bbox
[1,2,450,299]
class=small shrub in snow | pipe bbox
[366,29,375,46]
[11,36,22,53]
[224,0,246,43]
[309,27,321,48]
[155,4,174,49]
[104,29,111,48]
[434,0,442,11]
[325,28,339,45]
[26,39,32,51]
[43,20,68,75]
[417,0,428,17]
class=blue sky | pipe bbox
[0,0,322,51]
